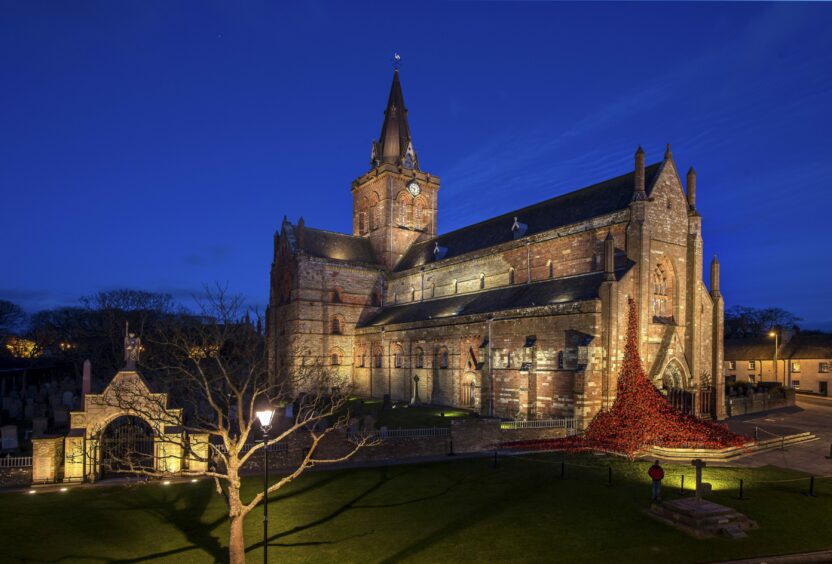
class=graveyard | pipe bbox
[1,454,831,563]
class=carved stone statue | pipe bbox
[124,322,141,370]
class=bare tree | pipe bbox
[88,287,371,564]
[725,306,802,338]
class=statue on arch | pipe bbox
[123,322,141,370]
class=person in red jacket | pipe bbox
[648,460,664,502]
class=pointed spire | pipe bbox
[372,70,418,170]
[710,255,721,298]
[632,145,647,201]
[686,166,697,211]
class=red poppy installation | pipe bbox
[503,299,750,458]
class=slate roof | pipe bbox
[359,267,630,328]
[395,162,662,271]
[725,333,832,361]
[298,227,377,265]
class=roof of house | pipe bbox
[725,333,832,361]
[359,267,630,328]
[394,163,661,271]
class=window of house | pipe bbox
[792,361,801,373]
[748,361,756,370]
[820,362,829,373]
[375,352,382,368]
[749,374,756,383]
[792,380,800,389]
[728,361,736,370]
[331,317,342,335]
[415,348,424,368]
[394,352,403,368]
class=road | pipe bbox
[724,395,832,475]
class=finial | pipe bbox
[664,144,672,159]
[688,166,696,176]
[605,230,614,241]
[635,145,644,156]
[392,52,401,70]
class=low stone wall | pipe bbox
[726,389,795,417]
[0,466,33,488]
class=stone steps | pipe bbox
[642,432,818,463]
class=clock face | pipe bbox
[407,181,421,197]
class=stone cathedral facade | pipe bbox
[268,70,726,422]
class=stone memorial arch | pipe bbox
[32,330,208,484]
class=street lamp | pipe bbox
[255,403,275,564]
[768,331,780,386]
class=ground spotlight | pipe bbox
[27,489,36,495]
[59,487,68,492]
[163,480,171,485]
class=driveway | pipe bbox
[724,395,832,475]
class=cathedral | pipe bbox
[267,70,725,423]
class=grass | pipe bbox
[2,455,832,563]
[349,398,478,428]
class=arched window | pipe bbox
[508,268,515,285]
[652,263,674,321]
[393,292,398,304]
[393,346,404,368]
[330,352,341,366]
[479,273,485,290]
[331,316,343,335]
[368,192,381,230]
[374,350,383,368]
[399,198,407,226]
[358,212,367,235]
[547,260,554,279]
[452,279,458,294]
[355,348,366,367]
[438,346,450,369]
[410,287,416,301]
[415,347,425,368]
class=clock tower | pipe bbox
[351,70,440,271]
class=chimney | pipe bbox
[633,146,647,201]
[710,255,720,298]
[687,167,697,211]
[604,232,616,281]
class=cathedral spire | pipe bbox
[371,70,418,170]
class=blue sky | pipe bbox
[2,2,832,329]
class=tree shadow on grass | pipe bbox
[249,465,471,552]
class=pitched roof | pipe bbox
[395,163,661,271]
[725,333,832,361]
[297,227,377,265]
[359,267,629,328]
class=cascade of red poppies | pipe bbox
[503,298,750,458]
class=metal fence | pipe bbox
[350,427,450,441]
[500,418,577,430]
[0,455,32,468]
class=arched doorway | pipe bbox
[461,373,479,409]
[659,360,689,390]
[99,415,156,478]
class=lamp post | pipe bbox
[769,331,780,386]
[255,404,276,564]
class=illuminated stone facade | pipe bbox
[268,71,725,422]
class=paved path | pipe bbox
[723,396,832,476]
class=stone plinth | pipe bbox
[32,436,64,484]
[649,498,757,539]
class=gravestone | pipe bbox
[31,416,48,437]
[53,408,69,427]
[692,458,712,500]
[382,394,392,412]
[61,390,74,409]
[411,375,422,406]
[24,399,34,420]
[0,425,18,450]
[362,414,376,432]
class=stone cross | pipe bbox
[411,375,421,406]
[691,458,712,501]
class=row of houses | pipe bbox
[724,332,832,396]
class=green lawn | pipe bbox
[2,455,831,563]
[349,398,478,428]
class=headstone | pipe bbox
[24,399,34,420]
[1,425,18,450]
[362,414,376,432]
[382,394,392,412]
[411,375,422,406]
[31,416,48,438]
[53,408,69,427]
[61,390,74,409]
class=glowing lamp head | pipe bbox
[255,408,275,429]
[769,331,776,337]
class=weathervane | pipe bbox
[392,52,401,70]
